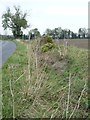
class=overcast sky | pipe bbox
[0,0,89,35]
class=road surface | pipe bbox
[0,40,16,68]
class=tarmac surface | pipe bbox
[0,40,16,68]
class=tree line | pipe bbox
[1,6,89,40]
[44,27,88,39]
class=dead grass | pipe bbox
[2,39,88,118]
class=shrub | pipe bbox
[40,35,53,45]
[41,43,55,52]
[45,35,53,43]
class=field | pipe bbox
[55,39,88,49]
[2,39,89,118]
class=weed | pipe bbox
[2,39,88,118]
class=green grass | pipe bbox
[2,40,28,118]
[2,40,88,118]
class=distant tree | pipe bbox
[44,27,84,39]
[78,28,87,38]
[45,28,52,36]
[2,6,29,38]
[78,28,82,38]
[34,28,41,38]
[29,28,41,39]
[57,27,62,39]
[45,27,63,39]
[71,32,76,39]
[68,30,71,39]
[63,29,69,39]
[60,30,64,39]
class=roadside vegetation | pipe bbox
[2,40,28,117]
[2,37,88,118]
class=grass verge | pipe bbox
[2,39,88,118]
[2,40,28,118]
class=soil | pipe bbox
[55,39,88,49]
[39,50,67,74]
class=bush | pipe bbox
[41,43,55,52]
[45,35,53,43]
[40,35,53,45]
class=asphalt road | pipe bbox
[0,40,16,68]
